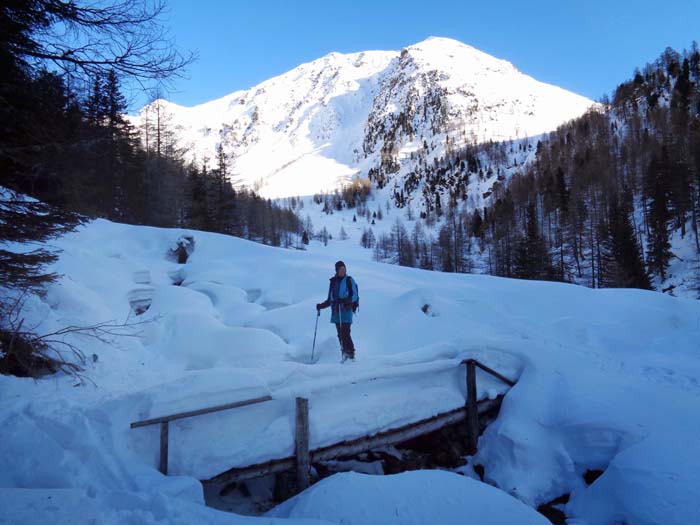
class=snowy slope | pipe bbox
[132,37,593,199]
[364,37,592,150]
[2,219,699,524]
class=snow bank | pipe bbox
[267,471,547,525]
[473,288,700,512]
[0,488,331,525]
[567,432,700,525]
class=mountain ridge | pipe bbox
[134,37,594,199]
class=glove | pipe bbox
[316,303,322,312]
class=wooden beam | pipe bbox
[312,405,468,463]
[208,396,503,485]
[295,397,310,492]
[130,395,272,429]
[462,359,516,387]
[466,360,478,455]
[210,457,296,484]
[159,421,169,475]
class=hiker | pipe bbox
[316,260,359,362]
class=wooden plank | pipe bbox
[295,397,310,492]
[208,396,503,485]
[313,396,500,462]
[130,394,272,428]
[210,457,296,484]
[159,421,169,475]
[466,360,479,455]
[312,405,468,463]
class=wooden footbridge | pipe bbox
[131,359,516,492]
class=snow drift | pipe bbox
[1,217,699,524]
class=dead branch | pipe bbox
[1,291,156,382]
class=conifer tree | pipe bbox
[645,149,673,281]
[513,203,553,280]
[600,194,652,289]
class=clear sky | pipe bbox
[135,0,700,110]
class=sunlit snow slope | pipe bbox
[133,37,593,198]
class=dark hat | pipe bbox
[335,260,346,271]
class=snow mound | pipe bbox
[567,432,700,525]
[267,470,547,525]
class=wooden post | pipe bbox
[295,397,310,492]
[160,421,169,475]
[466,359,478,455]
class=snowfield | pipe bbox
[1,218,699,524]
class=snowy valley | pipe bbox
[2,12,700,525]
[132,37,700,300]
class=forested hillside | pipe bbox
[481,44,700,293]
[0,1,300,256]
[371,44,700,297]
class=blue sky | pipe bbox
[138,0,700,109]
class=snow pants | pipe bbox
[335,323,355,359]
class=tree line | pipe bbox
[0,1,299,376]
[480,44,700,292]
[366,44,700,296]
[1,2,302,292]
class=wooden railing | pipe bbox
[213,358,516,492]
[130,395,272,474]
[462,358,516,455]
[131,358,516,489]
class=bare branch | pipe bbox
[9,0,195,84]
[1,291,156,382]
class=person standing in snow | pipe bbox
[316,261,359,362]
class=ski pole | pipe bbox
[338,301,345,358]
[311,309,320,363]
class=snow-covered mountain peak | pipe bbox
[404,36,517,73]
[134,38,594,199]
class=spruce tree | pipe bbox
[367,228,376,249]
[0,193,79,291]
[186,165,210,231]
[513,203,554,280]
[600,195,652,289]
[645,150,673,281]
